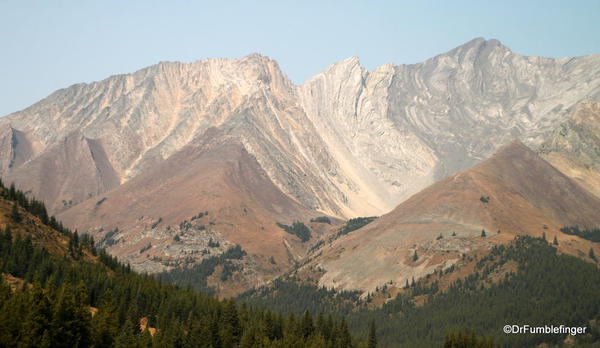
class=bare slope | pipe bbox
[539,101,600,198]
[58,127,322,292]
[304,141,600,293]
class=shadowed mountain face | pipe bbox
[1,38,600,294]
[301,141,600,293]
[3,131,120,213]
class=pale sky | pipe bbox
[1,0,599,116]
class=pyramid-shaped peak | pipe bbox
[495,138,530,152]
[444,37,511,58]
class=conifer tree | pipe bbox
[20,284,52,347]
[221,300,242,348]
[10,204,21,223]
[50,283,91,348]
[209,313,222,348]
[367,320,377,348]
[300,310,314,339]
[334,318,352,348]
[114,318,138,348]
[91,290,119,347]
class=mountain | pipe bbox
[3,38,600,218]
[0,183,359,347]
[2,38,600,294]
[538,101,600,198]
[297,38,600,212]
[58,127,327,294]
[298,141,600,293]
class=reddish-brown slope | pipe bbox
[385,140,600,234]
[58,128,319,288]
[0,195,97,263]
[306,140,600,293]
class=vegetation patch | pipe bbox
[277,221,311,242]
[242,236,600,347]
[338,217,377,237]
[560,225,600,242]
[157,245,246,295]
[310,216,332,224]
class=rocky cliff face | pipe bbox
[538,102,600,197]
[3,38,600,219]
[1,38,599,294]
[298,38,600,213]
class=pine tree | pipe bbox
[412,250,418,262]
[553,236,559,245]
[10,204,21,223]
[221,300,242,348]
[49,282,92,348]
[114,318,138,348]
[334,319,352,348]
[209,314,222,348]
[367,320,377,348]
[322,314,334,341]
[91,290,119,347]
[19,284,52,347]
[8,183,16,200]
[590,248,597,262]
[481,229,486,237]
[300,310,314,339]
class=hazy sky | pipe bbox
[1,0,599,116]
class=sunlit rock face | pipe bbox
[3,38,600,218]
[1,38,600,294]
[538,101,600,198]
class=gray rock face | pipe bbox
[2,38,600,220]
[298,38,600,214]
[538,101,600,197]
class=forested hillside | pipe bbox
[242,237,600,347]
[0,181,365,348]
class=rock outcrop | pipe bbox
[2,38,600,219]
[538,102,600,197]
[1,38,600,295]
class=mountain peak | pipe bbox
[306,135,600,293]
[442,37,511,60]
[461,36,505,48]
[495,138,530,154]
[240,52,275,64]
